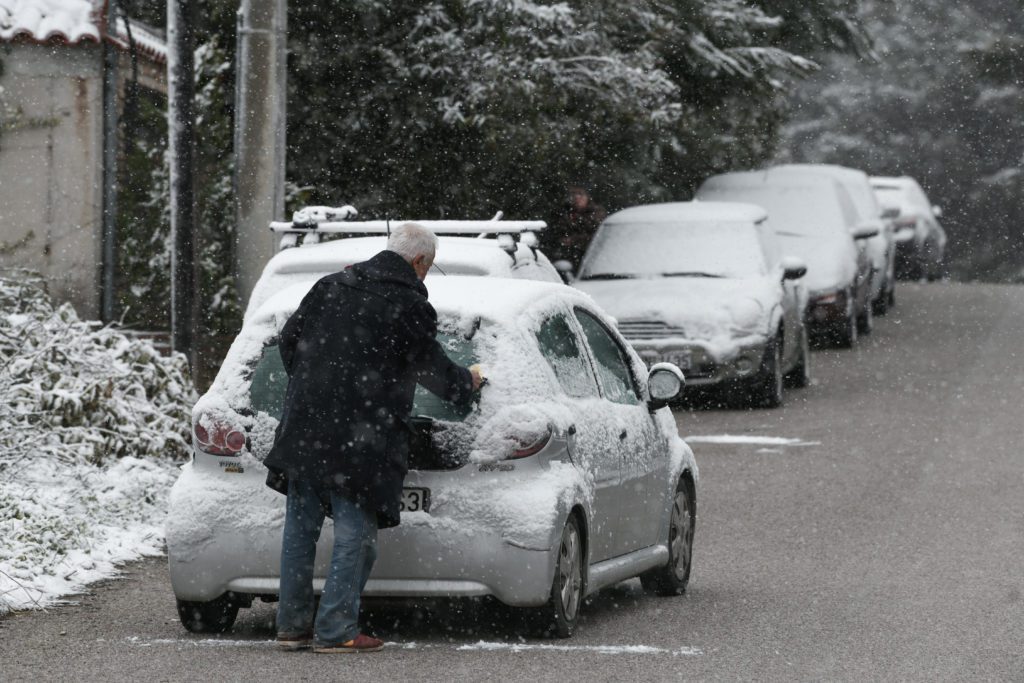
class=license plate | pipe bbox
[401,487,430,513]
[660,352,692,370]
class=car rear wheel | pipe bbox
[784,326,811,389]
[177,595,240,633]
[748,336,783,408]
[835,308,858,348]
[641,477,695,596]
[535,515,585,638]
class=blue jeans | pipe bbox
[277,478,378,644]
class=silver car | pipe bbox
[167,276,697,638]
[573,201,810,408]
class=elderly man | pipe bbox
[264,223,482,653]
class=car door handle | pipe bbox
[619,430,628,440]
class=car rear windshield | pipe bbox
[248,332,478,422]
[580,221,767,279]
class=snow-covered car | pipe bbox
[696,169,877,347]
[777,164,896,318]
[167,276,697,638]
[870,176,947,281]
[247,235,562,321]
[573,202,810,408]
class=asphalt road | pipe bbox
[3,282,1023,681]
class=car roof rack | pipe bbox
[269,206,547,261]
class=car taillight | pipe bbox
[508,425,552,459]
[194,415,246,455]
[812,290,845,307]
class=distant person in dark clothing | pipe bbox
[264,223,482,653]
[548,181,607,270]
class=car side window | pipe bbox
[536,313,599,398]
[574,308,641,405]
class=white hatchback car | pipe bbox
[167,276,697,638]
[573,202,810,408]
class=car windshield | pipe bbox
[700,184,851,237]
[580,221,767,279]
[249,331,478,422]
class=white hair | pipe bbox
[387,223,438,262]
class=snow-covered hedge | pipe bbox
[0,275,197,613]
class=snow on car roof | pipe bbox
[605,201,767,225]
[253,274,588,328]
[263,236,537,276]
[775,164,879,220]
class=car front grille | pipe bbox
[616,319,687,340]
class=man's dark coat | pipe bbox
[264,250,473,528]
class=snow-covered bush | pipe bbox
[0,274,195,465]
[0,274,197,613]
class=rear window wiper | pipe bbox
[580,273,636,280]
[660,271,725,278]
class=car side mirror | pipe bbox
[647,363,684,411]
[880,205,901,220]
[780,256,807,281]
[553,259,575,284]
[850,224,879,240]
[932,205,943,218]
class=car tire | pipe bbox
[534,515,585,638]
[748,336,783,408]
[887,287,896,309]
[641,477,695,596]
[177,595,240,634]
[856,300,873,335]
[872,285,889,316]
[784,326,811,389]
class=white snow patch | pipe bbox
[685,434,820,446]
[457,640,703,656]
[0,456,180,613]
[123,637,702,656]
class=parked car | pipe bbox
[573,202,810,408]
[777,164,896,317]
[167,275,697,639]
[247,233,562,321]
[870,176,947,281]
[696,169,877,347]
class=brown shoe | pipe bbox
[277,632,313,651]
[312,634,385,653]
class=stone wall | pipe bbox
[0,44,105,319]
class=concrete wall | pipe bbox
[0,44,105,319]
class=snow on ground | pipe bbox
[0,455,180,613]
[122,637,704,656]
[0,275,194,614]
[684,434,820,446]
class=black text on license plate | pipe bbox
[663,352,692,370]
[401,487,430,513]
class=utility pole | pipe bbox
[167,0,197,363]
[234,0,287,306]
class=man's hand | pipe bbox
[469,364,485,391]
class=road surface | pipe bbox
[2,282,1022,680]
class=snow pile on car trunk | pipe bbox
[0,275,196,614]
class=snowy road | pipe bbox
[2,282,1023,680]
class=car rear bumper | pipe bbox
[166,459,564,607]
